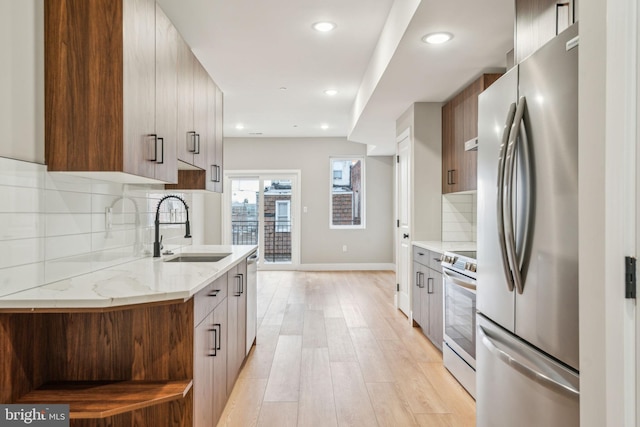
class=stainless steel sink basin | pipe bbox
[164,253,231,263]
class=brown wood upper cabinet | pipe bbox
[442,74,502,194]
[515,0,576,63]
[170,36,224,192]
[45,0,179,183]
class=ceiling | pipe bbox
[157,0,514,155]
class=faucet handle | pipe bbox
[160,235,164,251]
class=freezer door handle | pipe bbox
[503,96,527,294]
[496,102,518,293]
[478,325,579,398]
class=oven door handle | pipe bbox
[443,270,476,292]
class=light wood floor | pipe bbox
[217,270,476,427]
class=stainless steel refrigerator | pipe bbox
[476,23,580,427]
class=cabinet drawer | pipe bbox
[429,251,443,273]
[194,274,228,325]
[413,247,430,266]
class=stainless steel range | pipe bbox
[441,250,477,398]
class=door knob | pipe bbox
[403,233,409,239]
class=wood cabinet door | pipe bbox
[237,261,247,361]
[226,266,240,396]
[122,0,156,179]
[154,4,178,183]
[194,313,214,427]
[515,0,573,63]
[212,300,228,424]
[441,102,455,194]
[215,86,224,192]
[412,261,422,326]
[192,61,209,170]
[459,80,482,192]
[428,269,444,350]
[209,85,224,193]
[206,79,218,192]
[176,36,195,165]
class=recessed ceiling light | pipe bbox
[235,124,245,130]
[312,22,336,32]
[321,124,329,130]
[249,132,263,135]
[324,89,338,96]
[422,32,453,45]
[279,87,287,91]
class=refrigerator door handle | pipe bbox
[496,102,518,292]
[478,325,579,398]
[504,96,527,294]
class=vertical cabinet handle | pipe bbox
[239,273,244,294]
[214,323,221,351]
[427,277,434,294]
[210,165,222,183]
[447,169,457,185]
[150,134,158,162]
[209,326,218,357]
[195,134,201,154]
[234,274,242,296]
[157,137,164,164]
[188,131,196,153]
[208,323,222,357]
[416,272,421,288]
[216,165,221,183]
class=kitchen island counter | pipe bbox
[0,245,257,310]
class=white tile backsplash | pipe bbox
[45,213,93,236]
[0,238,45,269]
[0,157,194,296]
[442,192,477,242]
[0,213,44,240]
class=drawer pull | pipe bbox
[208,289,220,297]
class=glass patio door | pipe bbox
[226,172,299,269]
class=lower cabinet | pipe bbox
[194,300,227,426]
[412,247,443,350]
[226,261,247,395]
[193,259,248,426]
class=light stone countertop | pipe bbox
[411,241,477,254]
[0,245,257,310]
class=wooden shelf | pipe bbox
[15,380,192,419]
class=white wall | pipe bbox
[0,0,44,163]
[396,102,443,242]
[224,137,394,267]
[579,0,637,425]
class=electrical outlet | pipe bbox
[342,245,347,252]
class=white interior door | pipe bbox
[396,131,411,316]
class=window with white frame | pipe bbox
[275,200,291,232]
[330,157,365,229]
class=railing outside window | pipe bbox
[231,220,291,263]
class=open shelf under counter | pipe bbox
[15,380,193,419]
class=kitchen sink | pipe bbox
[164,253,231,263]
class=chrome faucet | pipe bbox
[154,195,192,257]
